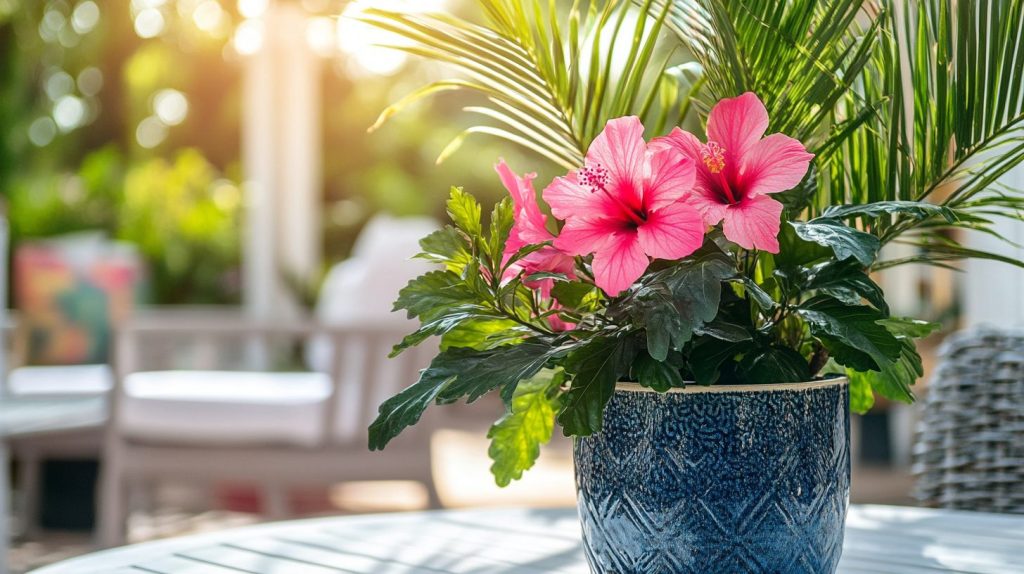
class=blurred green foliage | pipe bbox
[119,149,241,303]
[8,145,241,303]
[0,0,553,304]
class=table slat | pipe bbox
[178,546,344,574]
[130,555,249,574]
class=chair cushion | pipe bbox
[119,371,331,447]
[7,364,114,395]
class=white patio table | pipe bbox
[1,397,107,574]
[28,504,1024,573]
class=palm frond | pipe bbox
[361,0,682,170]
[645,0,881,148]
[825,0,1024,268]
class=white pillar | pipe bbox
[964,164,1024,328]
[274,6,322,289]
[241,2,322,324]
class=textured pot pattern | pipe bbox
[574,380,850,574]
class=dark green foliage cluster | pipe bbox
[369,189,939,485]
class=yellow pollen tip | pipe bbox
[701,141,726,174]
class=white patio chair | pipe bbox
[98,215,441,546]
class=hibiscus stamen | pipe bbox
[701,141,726,173]
[579,162,646,225]
[578,164,610,191]
[701,141,738,205]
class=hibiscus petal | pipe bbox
[587,116,646,204]
[686,186,730,227]
[592,230,648,296]
[637,201,705,261]
[553,216,619,256]
[722,194,784,252]
[496,160,553,261]
[707,92,769,164]
[643,147,696,212]
[542,173,617,221]
[651,127,704,159]
[651,128,725,223]
[739,133,815,197]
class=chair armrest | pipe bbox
[121,306,411,337]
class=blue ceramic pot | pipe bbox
[575,379,850,573]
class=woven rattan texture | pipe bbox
[913,329,1024,514]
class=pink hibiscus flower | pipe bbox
[543,116,705,296]
[496,160,576,298]
[653,92,814,252]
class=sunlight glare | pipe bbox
[233,18,264,56]
[238,0,268,19]
[337,0,448,76]
[305,16,335,56]
[192,0,226,34]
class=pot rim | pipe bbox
[615,377,848,394]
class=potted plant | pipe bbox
[363,1,1024,572]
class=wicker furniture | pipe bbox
[913,328,1024,514]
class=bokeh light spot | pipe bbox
[238,0,268,19]
[71,1,100,34]
[53,95,87,131]
[134,8,165,38]
[136,116,168,148]
[44,69,75,101]
[153,89,189,126]
[192,0,225,33]
[77,67,104,96]
[233,18,264,55]
[28,117,58,147]
[306,16,334,56]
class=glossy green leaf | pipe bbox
[447,187,482,238]
[625,248,736,361]
[822,201,957,223]
[797,296,901,371]
[416,226,473,273]
[440,318,527,351]
[368,354,455,450]
[877,317,942,338]
[739,346,811,385]
[848,372,876,414]
[488,196,515,265]
[393,270,477,319]
[435,338,558,405]
[392,305,499,356]
[694,319,753,342]
[806,259,888,313]
[551,280,597,309]
[557,336,637,436]
[373,339,559,449]
[689,337,754,387]
[487,369,563,486]
[730,276,778,311]
[789,219,880,267]
[633,352,683,392]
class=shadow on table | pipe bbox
[841,506,1020,573]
